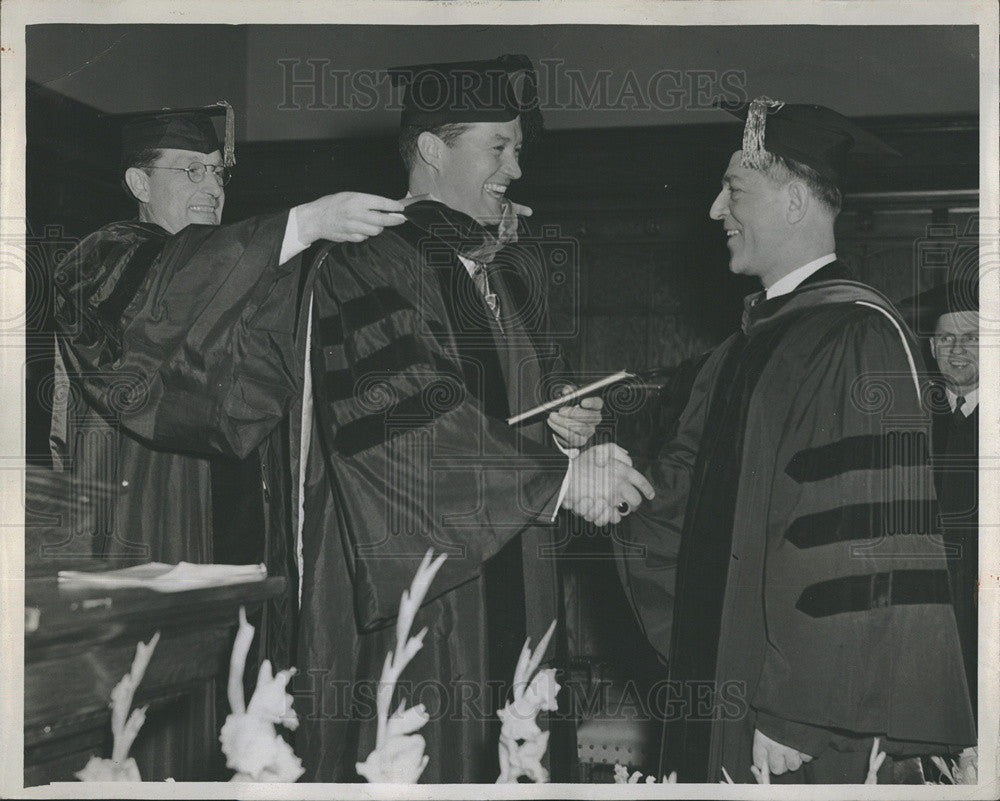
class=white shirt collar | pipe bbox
[457,254,476,277]
[946,387,978,416]
[765,253,838,300]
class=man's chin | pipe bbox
[944,373,977,390]
[188,211,220,226]
[476,197,507,224]
[444,197,503,225]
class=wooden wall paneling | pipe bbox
[646,313,714,374]
[584,242,655,315]
[836,204,979,305]
[581,314,647,374]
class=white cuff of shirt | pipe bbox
[551,438,579,521]
[279,206,311,265]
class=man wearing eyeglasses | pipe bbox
[126,149,230,229]
[121,124,399,246]
[50,103,407,666]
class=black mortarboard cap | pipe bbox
[113,101,235,167]
[719,97,900,184]
[388,54,541,135]
[901,279,979,336]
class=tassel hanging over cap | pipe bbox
[741,96,785,170]
[718,97,902,185]
[216,100,236,167]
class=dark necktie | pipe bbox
[472,263,502,327]
[945,395,967,446]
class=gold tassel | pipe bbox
[741,96,784,170]
[216,99,236,167]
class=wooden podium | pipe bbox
[24,574,285,785]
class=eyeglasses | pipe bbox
[146,162,231,186]
[934,333,979,348]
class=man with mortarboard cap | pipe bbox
[616,98,974,783]
[291,55,651,782]
[905,277,980,728]
[50,101,407,667]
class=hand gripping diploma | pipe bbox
[546,384,604,449]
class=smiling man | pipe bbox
[125,144,227,230]
[617,99,975,784]
[293,56,651,782]
[932,300,980,408]
[913,280,980,723]
[405,118,523,221]
[50,103,407,671]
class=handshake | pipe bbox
[562,443,655,526]
[546,391,654,527]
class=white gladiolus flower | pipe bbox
[496,620,560,783]
[219,607,304,782]
[75,632,159,783]
[355,550,447,784]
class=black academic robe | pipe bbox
[931,392,979,717]
[52,206,570,781]
[51,215,302,665]
[294,210,568,783]
[617,264,975,782]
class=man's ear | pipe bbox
[124,167,151,203]
[786,180,809,224]
[416,131,444,170]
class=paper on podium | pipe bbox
[506,370,635,426]
[58,561,267,593]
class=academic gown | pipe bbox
[294,205,568,783]
[52,205,570,781]
[51,214,303,666]
[616,263,975,783]
[931,393,979,717]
